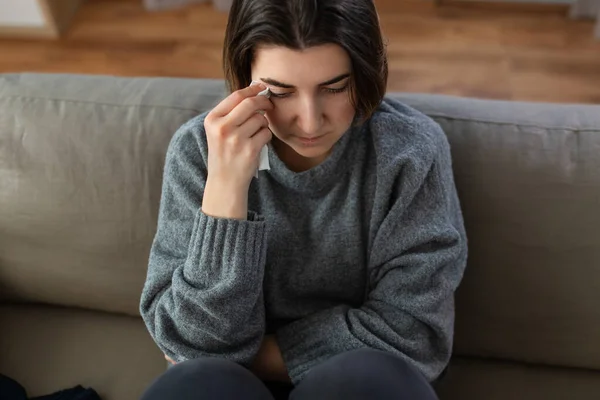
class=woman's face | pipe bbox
[251,44,356,172]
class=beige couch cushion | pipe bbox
[0,304,165,399]
[437,357,600,400]
[0,74,226,316]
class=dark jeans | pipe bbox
[140,348,440,400]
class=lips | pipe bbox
[297,133,325,140]
[297,136,322,145]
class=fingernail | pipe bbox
[250,80,265,88]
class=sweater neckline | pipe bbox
[265,123,363,195]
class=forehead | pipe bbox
[251,44,351,85]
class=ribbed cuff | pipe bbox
[183,208,267,286]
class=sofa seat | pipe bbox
[437,356,600,400]
[0,304,165,399]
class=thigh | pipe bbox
[141,357,275,400]
[290,348,439,400]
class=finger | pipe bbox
[164,355,175,364]
[250,127,273,149]
[211,83,269,118]
[226,95,273,127]
[236,113,270,138]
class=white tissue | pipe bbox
[252,81,272,178]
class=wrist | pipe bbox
[202,177,249,220]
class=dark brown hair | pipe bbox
[223,0,388,121]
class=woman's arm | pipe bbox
[275,121,468,385]
[140,116,268,366]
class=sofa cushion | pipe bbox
[394,93,600,372]
[436,356,600,400]
[0,304,165,400]
[0,73,226,316]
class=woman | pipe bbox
[139,0,468,399]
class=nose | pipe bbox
[296,96,323,137]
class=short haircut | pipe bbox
[223,0,388,121]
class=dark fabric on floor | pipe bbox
[0,374,101,400]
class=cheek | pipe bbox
[328,97,356,125]
[265,106,291,128]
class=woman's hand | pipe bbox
[165,354,176,365]
[250,335,291,383]
[202,83,273,220]
[163,336,289,381]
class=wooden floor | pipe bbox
[1,0,599,103]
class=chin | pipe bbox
[288,143,333,160]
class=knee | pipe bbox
[169,357,250,381]
[306,348,427,385]
[142,357,270,400]
[293,349,438,400]
[155,358,252,391]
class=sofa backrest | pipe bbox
[1,73,599,373]
[393,93,600,373]
[0,73,226,315]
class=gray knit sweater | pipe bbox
[140,97,468,385]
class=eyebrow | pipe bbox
[260,73,351,89]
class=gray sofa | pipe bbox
[0,73,599,399]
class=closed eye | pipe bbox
[270,85,348,99]
[269,92,292,99]
[324,86,348,94]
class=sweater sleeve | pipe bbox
[140,117,268,366]
[275,122,468,384]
